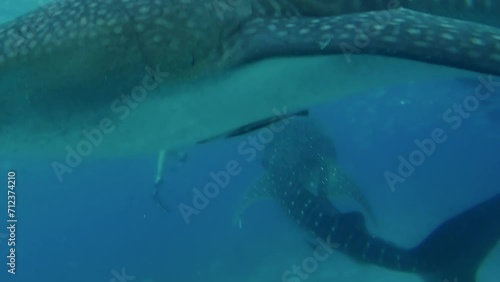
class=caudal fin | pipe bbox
[410,194,500,282]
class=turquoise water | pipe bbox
[2,78,500,282]
[1,2,500,282]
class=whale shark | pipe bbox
[234,117,377,226]
[241,117,500,282]
[314,0,500,27]
[1,0,500,159]
[280,167,500,282]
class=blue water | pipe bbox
[1,2,500,281]
[1,77,500,282]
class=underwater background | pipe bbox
[1,1,500,282]
[1,77,500,282]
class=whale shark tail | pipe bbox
[410,194,500,282]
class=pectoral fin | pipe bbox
[233,173,275,227]
[322,164,377,223]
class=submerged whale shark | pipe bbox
[235,118,377,224]
[1,0,500,158]
[315,0,500,27]
[245,117,500,282]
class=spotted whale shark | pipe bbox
[1,0,500,159]
[289,0,500,26]
[234,117,377,224]
[280,169,500,282]
[244,118,500,282]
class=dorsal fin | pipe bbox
[319,162,377,224]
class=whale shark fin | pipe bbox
[233,173,275,226]
[319,163,377,224]
[229,8,500,76]
[411,193,500,282]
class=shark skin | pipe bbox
[395,0,500,27]
[1,1,500,158]
[243,118,500,282]
[235,118,376,227]
[278,172,500,282]
[229,8,500,73]
[286,0,500,27]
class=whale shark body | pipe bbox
[280,168,500,282]
[242,117,500,282]
[234,118,377,224]
[1,0,500,159]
